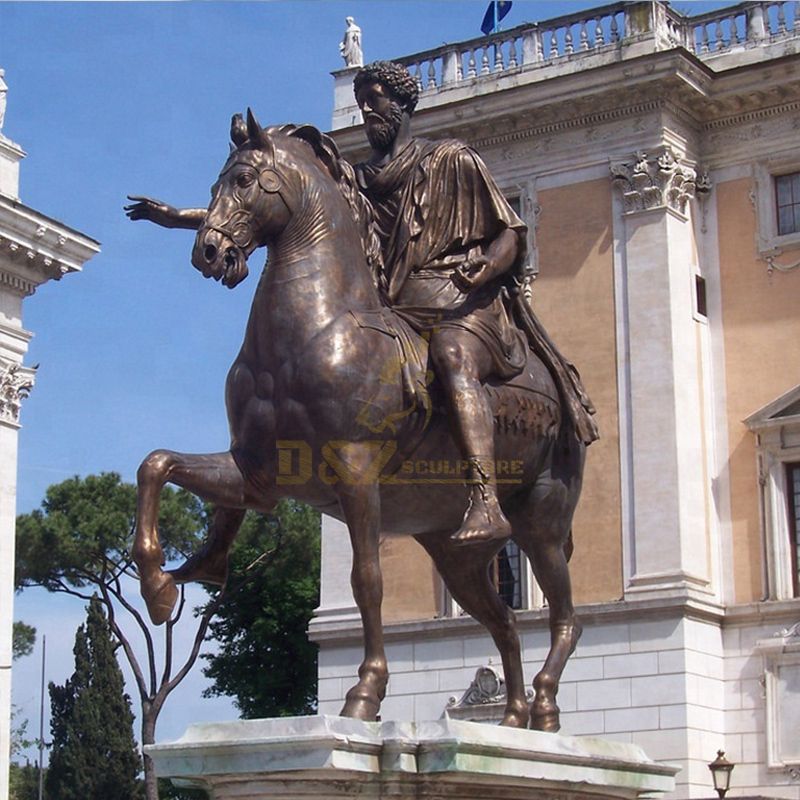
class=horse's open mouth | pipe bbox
[221,246,248,288]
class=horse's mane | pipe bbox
[280,125,386,294]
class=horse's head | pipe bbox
[192,109,332,288]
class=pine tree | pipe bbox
[202,500,321,717]
[46,598,143,800]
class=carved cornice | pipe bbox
[471,99,665,150]
[610,147,711,215]
[0,196,100,287]
[0,267,36,297]
[0,359,35,424]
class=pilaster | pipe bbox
[0,350,31,800]
[610,148,714,603]
[0,70,100,800]
[311,515,358,629]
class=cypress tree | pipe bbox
[46,598,142,800]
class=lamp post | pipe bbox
[708,750,735,798]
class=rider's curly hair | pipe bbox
[353,61,419,112]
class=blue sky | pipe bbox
[3,0,727,761]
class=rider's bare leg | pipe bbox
[429,329,511,546]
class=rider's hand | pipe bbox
[124,196,178,228]
[452,256,491,293]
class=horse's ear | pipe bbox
[246,108,269,147]
[230,113,249,147]
[291,124,342,182]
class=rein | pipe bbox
[207,147,295,249]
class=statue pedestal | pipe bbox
[147,715,678,800]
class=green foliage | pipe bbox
[46,598,143,800]
[9,705,33,759]
[9,761,40,800]
[12,621,36,660]
[202,500,321,718]
[15,472,206,592]
[157,779,209,799]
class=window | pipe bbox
[756,622,800,770]
[746,385,800,599]
[753,160,800,255]
[776,173,800,236]
[443,539,542,616]
[788,462,800,597]
[694,274,708,319]
[492,542,523,609]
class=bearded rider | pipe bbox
[353,61,596,547]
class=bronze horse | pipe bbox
[130,111,585,732]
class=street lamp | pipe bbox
[708,750,735,798]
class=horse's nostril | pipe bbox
[204,244,217,263]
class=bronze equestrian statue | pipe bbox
[125,61,597,732]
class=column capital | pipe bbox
[610,148,711,216]
[0,359,35,426]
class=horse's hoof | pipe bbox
[530,712,561,733]
[340,691,381,721]
[500,707,530,728]
[143,573,179,625]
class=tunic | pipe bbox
[356,137,599,444]
[356,138,527,380]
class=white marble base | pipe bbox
[147,715,678,800]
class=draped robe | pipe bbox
[356,137,599,444]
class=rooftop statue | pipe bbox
[339,16,363,68]
[0,69,7,132]
[124,61,597,732]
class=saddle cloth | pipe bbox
[349,307,560,440]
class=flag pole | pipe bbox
[37,634,46,800]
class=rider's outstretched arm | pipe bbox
[124,196,206,230]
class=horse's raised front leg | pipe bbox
[334,445,387,721]
[416,533,529,728]
[133,449,256,625]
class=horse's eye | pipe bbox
[236,173,254,189]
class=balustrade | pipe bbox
[396,3,628,96]
[389,1,800,99]
[689,1,798,54]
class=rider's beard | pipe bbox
[365,102,404,151]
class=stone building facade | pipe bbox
[312,3,800,798]
[0,73,98,799]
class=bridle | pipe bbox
[204,144,294,250]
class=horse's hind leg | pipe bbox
[512,466,583,732]
[133,449,260,625]
[416,533,529,728]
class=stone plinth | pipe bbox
[147,715,678,800]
